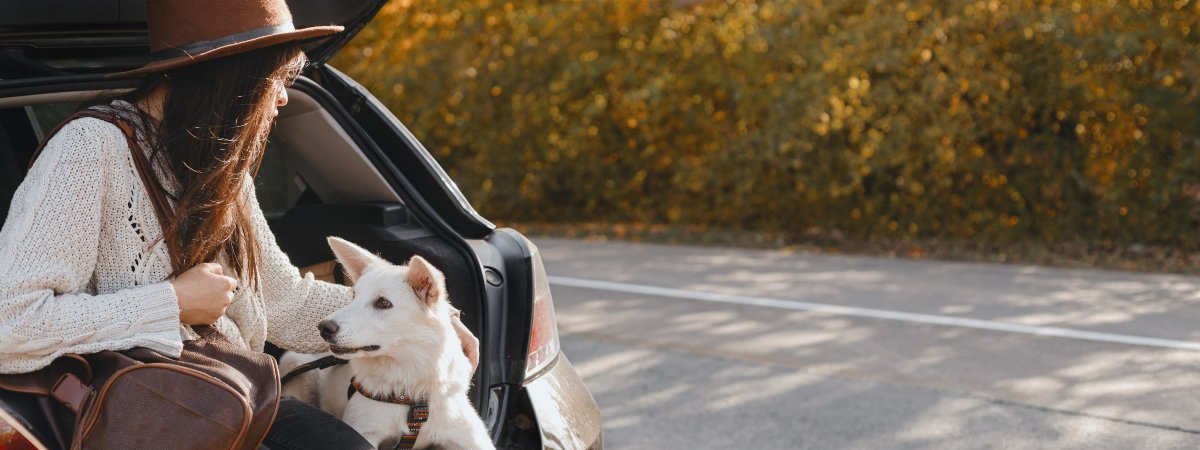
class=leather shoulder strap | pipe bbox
[29,108,177,260]
[121,119,177,240]
[26,109,132,171]
[0,109,179,411]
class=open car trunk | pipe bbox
[0,83,487,412]
[0,82,485,337]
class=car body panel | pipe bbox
[526,356,604,450]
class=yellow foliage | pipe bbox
[332,0,1200,247]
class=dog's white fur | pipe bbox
[280,237,494,450]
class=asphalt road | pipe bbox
[534,238,1200,450]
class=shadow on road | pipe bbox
[542,239,1200,449]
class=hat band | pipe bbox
[151,23,297,61]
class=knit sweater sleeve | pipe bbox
[0,118,183,374]
[250,185,353,353]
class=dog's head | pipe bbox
[318,237,452,359]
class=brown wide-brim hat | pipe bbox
[109,0,343,79]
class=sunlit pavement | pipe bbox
[536,238,1200,449]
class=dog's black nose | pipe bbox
[318,320,339,339]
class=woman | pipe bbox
[0,1,478,448]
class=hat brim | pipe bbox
[108,25,344,79]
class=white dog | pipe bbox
[280,237,494,450]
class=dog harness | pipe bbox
[347,377,430,450]
[279,355,431,449]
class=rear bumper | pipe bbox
[525,355,603,449]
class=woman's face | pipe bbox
[271,52,305,117]
[271,80,289,117]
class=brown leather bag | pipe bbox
[0,108,281,450]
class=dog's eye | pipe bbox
[374,298,392,309]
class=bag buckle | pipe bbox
[51,373,90,413]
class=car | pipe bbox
[0,1,603,449]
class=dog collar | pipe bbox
[348,377,430,449]
[347,377,428,404]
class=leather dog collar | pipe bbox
[348,377,430,449]
[347,377,427,405]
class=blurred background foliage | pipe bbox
[331,0,1200,250]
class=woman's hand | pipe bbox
[451,311,480,374]
[171,263,238,325]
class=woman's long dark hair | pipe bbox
[116,44,306,289]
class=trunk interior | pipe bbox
[0,85,480,324]
[0,86,486,448]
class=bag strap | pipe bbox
[27,109,129,170]
[1,108,178,413]
[29,108,177,252]
[4,108,235,408]
[94,112,249,342]
[80,110,215,340]
[94,113,228,341]
[3,109,160,413]
[0,354,92,413]
[123,121,177,244]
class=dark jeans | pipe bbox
[259,397,373,450]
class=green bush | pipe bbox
[331,0,1200,247]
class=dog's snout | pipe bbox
[318,320,340,339]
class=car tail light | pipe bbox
[0,412,44,450]
[524,241,561,382]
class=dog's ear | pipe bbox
[406,255,445,307]
[327,236,386,283]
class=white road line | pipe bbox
[549,276,1200,352]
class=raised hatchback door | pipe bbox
[0,0,389,80]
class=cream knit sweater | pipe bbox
[0,102,351,374]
